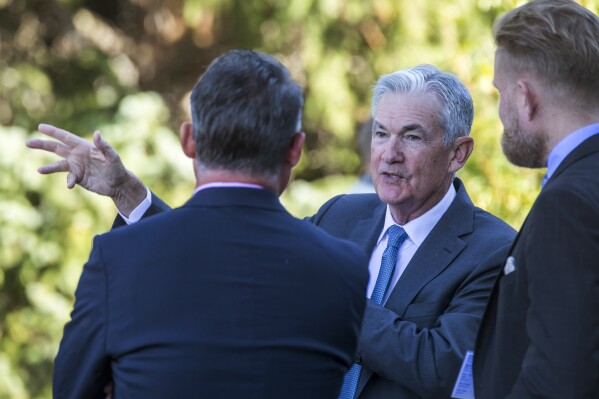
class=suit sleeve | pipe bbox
[358,242,512,397]
[112,190,171,229]
[53,236,110,399]
[508,189,599,398]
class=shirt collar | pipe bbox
[193,182,264,196]
[544,122,599,186]
[378,182,457,247]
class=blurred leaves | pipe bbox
[2,0,591,397]
[0,94,192,398]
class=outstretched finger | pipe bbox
[38,123,85,147]
[38,123,65,139]
[37,159,70,174]
[92,130,119,162]
[26,138,71,157]
[26,138,50,150]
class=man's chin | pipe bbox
[375,186,405,204]
[502,144,545,169]
[501,130,547,168]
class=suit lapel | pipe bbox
[499,133,599,281]
[545,133,599,187]
[386,179,473,317]
[357,180,474,395]
[486,134,599,304]
[349,203,386,255]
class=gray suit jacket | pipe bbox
[308,178,516,398]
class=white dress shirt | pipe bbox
[367,184,457,304]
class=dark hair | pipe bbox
[190,50,303,178]
[494,0,599,106]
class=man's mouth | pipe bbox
[380,172,407,181]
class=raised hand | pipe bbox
[27,123,147,216]
[27,123,128,195]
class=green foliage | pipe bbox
[1,0,596,397]
[0,94,193,398]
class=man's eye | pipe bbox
[373,130,387,137]
[406,134,421,141]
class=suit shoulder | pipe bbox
[295,214,364,252]
[311,193,382,223]
[543,170,599,208]
[99,205,188,246]
[472,206,517,243]
[325,193,382,211]
[293,214,367,259]
[527,177,599,233]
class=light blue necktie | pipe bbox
[338,225,407,399]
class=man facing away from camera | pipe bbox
[44,49,369,399]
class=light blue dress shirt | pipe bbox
[543,122,599,187]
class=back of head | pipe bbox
[494,0,599,107]
[190,50,303,178]
[371,64,474,146]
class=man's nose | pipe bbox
[381,138,404,163]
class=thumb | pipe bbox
[66,172,77,189]
[93,131,119,161]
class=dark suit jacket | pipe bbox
[308,178,516,398]
[54,187,369,399]
[474,135,599,399]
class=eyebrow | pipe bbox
[402,123,424,132]
[373,120,387,132]
[373,120,424,133]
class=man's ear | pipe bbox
[517,79,539,122]
[286,132,305,167]
[180,122,196,159]
[449,136,474,173]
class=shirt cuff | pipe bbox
[118,187,152,225]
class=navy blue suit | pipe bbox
[308,178,516,398]
[54,187,369,398]
[474,135,599,398]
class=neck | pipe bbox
[194,163,279,193]
[388,179,453,225]
[542,108,599,157]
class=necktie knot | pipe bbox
[387,225,406,249]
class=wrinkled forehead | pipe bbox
[373,92,443,132]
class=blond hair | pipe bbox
[494,0,599,105]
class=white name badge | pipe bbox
[451,350,475,399]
